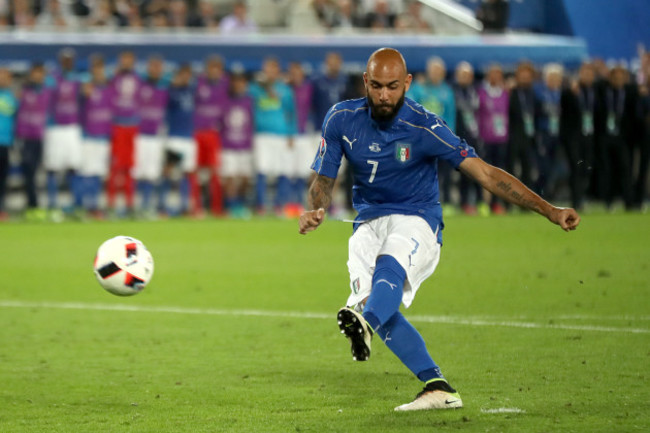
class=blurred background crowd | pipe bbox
[1,48,649,222]
[0,0,508,34]
[0,0,648,222]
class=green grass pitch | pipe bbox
[0,212,648,432]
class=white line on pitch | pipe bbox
[554,314,650,321]
[481,408,526,414]
[0,300,649,335]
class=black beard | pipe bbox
[367,91,405,122]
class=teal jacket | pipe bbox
[0,88,18,145]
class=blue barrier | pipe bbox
[0,31,587,72]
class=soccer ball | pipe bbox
[93,236,154,296]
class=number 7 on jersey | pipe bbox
[367,160,379,183]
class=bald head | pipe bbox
[364,48,412,122]
[367,47,408,79]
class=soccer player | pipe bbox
[193,55,229,216]
[560,62,597,211]
[0,67,18,221]
[108,51,142,216]
[312,52,349,128]
[16,63,52,219]
[221,71,254,218]
[534,63,564,200]
[508,61,538,196]
[595,65,637,210]
[44,48,83,219]
[134,55,169,216]
[407,57,456,207]
[79,55,113,218]
[299,48,580,411]
[287,61,316,216]
[249,57,297,214]
[164,64,197,215]
[477,63,509,214]
[453,62,485,215]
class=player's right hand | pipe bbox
[548,207,581,232]
[299,208,325,234]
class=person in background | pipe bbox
[108,51,141,216]
[164,64,197,215]
[476,0,509,33]
[408,57,456,207]
[0,67,18,221]
[454,62,485,215]
[477,63,509,214]
[193,55,228,216]
[220,71,254,218]
[312,51,353,214]
[637,78,650,210]
[312,52,349,129]
[560,61,596,211]
[363,0,396,30]
[134,55,168,217]
[287,61,315,217]
[330,0,364,30]
[44,48,83,220]
[507,61,538,202]
[249,57,297,215]
[188,0,219,30]
[595,65,637,210]
[534,63,564,200]
[79,54,113,219]
[219,0,257,34]
[16,63,52,220]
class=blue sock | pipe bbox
[87,176,100,211]
[293,177,306,204]
[47,171,58,209]
[363,255,444,383]
[375,312,444,382]
[139,180,154,210]
[275,175,291,208]
[157,178,170,213]
[180,175,190,213]
[363,255,407,330]
[69,172,83,208]
[255,173,267,209]
[94,177,103,210]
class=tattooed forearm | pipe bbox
[494,176,545,214]
[308,175,335,210]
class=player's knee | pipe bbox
[375,254,406,282]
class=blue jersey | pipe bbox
[0,88,18,145]
[167,85,194,138]
[312,97,477,243]
[248,81,297,135]
[312,73,349,126]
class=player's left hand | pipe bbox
[548,207,581,232]
[299,208,325,235]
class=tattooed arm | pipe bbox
[459,157,580,231]
[299,174,336,234]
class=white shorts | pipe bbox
[347,214,441,309]
[134,134,165,181]
[79,138,110,177]
[253,133,292,177]
[293,133,320,178]
[44,124,83,171]
[166,136,197,173]
[221,150,253,178]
